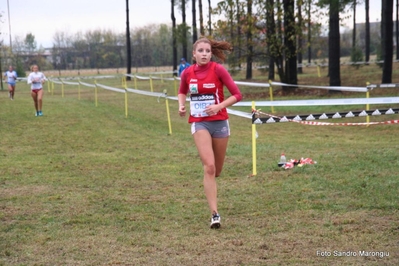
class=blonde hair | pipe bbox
[30,64,39,71]
[192,37,233,63]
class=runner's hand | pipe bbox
[179,105,186,117]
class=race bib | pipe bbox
[190,94,215,117]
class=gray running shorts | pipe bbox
[191,120,230,138]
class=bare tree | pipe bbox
[193,0,198,42]
[365,0,370,62]
[172,0,178,76]
[382,0,394,83]
[266,0,276,80]
[317,0,352,89]
[199,0,205,35]
[208,0,212,35]
[246,0,253,79]
[236,0,242,68]
[275,0,284,80]
[53,31,72,73]
[283,0,298,88]
[126,0,132,80]
[307,0,312,64]
[328,0,341,87]
[352,0,356,49]
[297,0,303,74]
[182,0,188,59]
[396,0,399,60]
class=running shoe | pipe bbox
[210,213,221,229]
[35,111,39,117]
[38,111,43,116]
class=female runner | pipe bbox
[178,37,242,229]
[27,65,47,116]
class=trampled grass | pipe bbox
[1,67,399,265]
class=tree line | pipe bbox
[0,0,393,89]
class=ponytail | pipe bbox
[192,37,233,63]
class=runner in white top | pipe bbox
[27,65,47,116]
[3,65,17,100]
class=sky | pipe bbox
[0,0,382,49]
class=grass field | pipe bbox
[1,64,399,265]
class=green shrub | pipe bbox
[15,59,26,77]
[350,46,364,69]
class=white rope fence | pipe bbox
[47,73,399,177]
[234,97,399,107]
[48,73,399,121]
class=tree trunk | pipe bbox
[208,0,212,35]
[246,0,253,80]
[283,0,297,91]
[352,0,356,49]
[182,0,188,60]
[297,0,303,74]
[276,0,283,44]
[328,0,341,89]
[307,0,312,64]
[268,58,275,80]
[275,56,286,82]
[126,0,132,81]
[229,2,234,49]
[365,0,370,62]
[266,0,275,80]
[275,0,285,82]
[199,0,205,36]
[192,0,198,43]
[396,0,399,60]
[382,0,394,83]
[236,0,242,68]
[171,0,178,76]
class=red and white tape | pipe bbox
[254,110,399,126]
[297,120,399,126]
